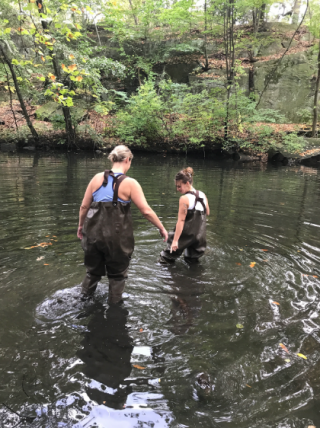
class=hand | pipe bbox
[77,226,83,239]
[159,227,168,242]
[170,240,178,253]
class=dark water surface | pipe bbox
[1,152,320,428]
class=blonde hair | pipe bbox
[175,167,194,184]
[108,145,133,163]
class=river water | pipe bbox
[1,152,320,428]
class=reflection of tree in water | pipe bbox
[166,265,205,335]
[77,302,133,410]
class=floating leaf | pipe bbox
[246,384,251,388]
[37,256,44,261]
[133,364,145,369]
[139,328,143,332]
[239,249,243,251]
[313,275,318,278]
[250,262,256,268]
[285,359,290,363]
[263,259,269,262]
[236,324,244,329]
[261,249,268,252]
[297,353,307,360]
[236,263,241,266]
[43,264,49,266]
[279,343,290,354]
[272,301,280,306]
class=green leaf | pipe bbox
[65,97,73,107]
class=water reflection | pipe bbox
[77,302,133,410]
[166,264,205,335]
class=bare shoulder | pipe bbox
[180,195,189,206]
[125,177,141,188]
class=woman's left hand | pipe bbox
[170,240,178,253]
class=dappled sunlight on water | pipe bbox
[1,152,320,427]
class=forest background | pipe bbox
[0,0,319,156]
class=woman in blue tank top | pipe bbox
[78,145,168,303]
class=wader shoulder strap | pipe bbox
[185,190,206,212]
[102,170,110,187]
[102,170,128,206]
[112,173,128,206]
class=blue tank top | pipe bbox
[92,173,130,203]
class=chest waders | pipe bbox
[160,190,206,264]
[80,170,134,304]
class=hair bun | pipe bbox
[183,167,194,177]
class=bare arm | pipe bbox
[130,179,168,241]
[170,195,189,252]
[77,178,95,239]
[205,195,210,216]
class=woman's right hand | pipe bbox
[170,239,178,253]
[159,227,168,242]
[77,226,83,240]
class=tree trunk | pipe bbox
[203,0,209,70]
[311,39,320,137]
[249,66,255,97]
[128,0,139,26]
[292,0,301,25]
[0,44,39,142]
[38,0,76,148]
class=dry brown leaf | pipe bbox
[279,343,290,354]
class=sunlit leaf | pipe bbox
[61,64,67,71]
[236,323,243,329]
[68,64,77,72]
[75,75,83,81]
[297,353,307,360]
[41,56,45,62]
[133,364,145,369]
[285,359,290,362]
[69,54,75,60]
[279,343,290,354]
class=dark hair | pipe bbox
[175,167,194,184]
